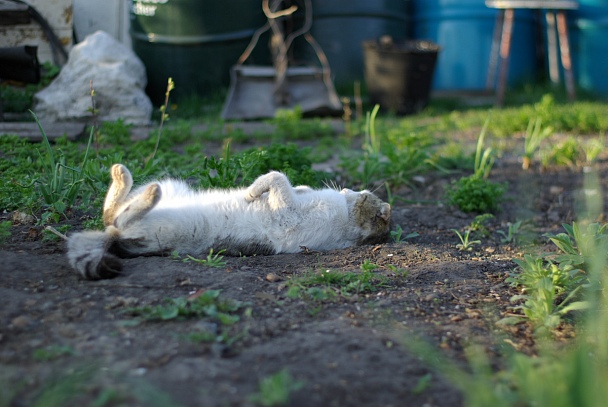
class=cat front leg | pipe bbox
[103,164,133,226]
[245,171,295,210]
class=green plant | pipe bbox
[248,369,304,407]
[522,117,553,170]
[545,222,608,272]
[148,77,175,166]
[128,290,245,326]
[497,221,522,244]
[541,136,584,168]
[502,278,589,331]
[0,221,11,244]
[447,175,506,214]
[33,345,75,361]
[390,224,419,243]
[446,119,506,213]
[33,111,95,219]
[286,265,387,301]
[452,229,481,251]
[473,117,495,179]
[180,249,227,268]
[469,214,494,237]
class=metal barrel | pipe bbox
[130,0,268,104]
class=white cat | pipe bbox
[67,164,391,279]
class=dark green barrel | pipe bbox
[299,0,412,91]
[130,0,268,104]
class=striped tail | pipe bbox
[67,227,122,280]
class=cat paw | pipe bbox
[111,164,132,188]
[142,183,161,207]
[244,188,259,203]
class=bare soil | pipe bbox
[1,143,606,406]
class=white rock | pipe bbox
[34,30,152,125]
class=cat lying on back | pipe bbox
[67,164,391,280]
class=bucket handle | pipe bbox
[236,0,335,86]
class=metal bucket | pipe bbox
[363,39,439,114]
[296,0,412,91]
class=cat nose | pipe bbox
[341,188,353,194]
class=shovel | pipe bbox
[221,0,342,120]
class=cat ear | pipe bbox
[378,203,391,222]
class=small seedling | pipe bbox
[469,213,494,237]
[181,248,227,268]
[33,345,75,361]
[390,224,419,243]
[0,221,11,244]
[128,290,244,325]
[452,229,481,251]
[248,369,304,407]
[497,220,522,244]
[522,117,552,170]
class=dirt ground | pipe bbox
[1,142,606,406]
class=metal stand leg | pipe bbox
[487,10,504,90]
[496,8,514,107]
[545,11,560,85]
[556,10,576,101]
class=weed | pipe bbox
[32,345,75,361]
[541,136,585,168]
[180,249,227,268]
[503,279,589,331]
[447,175,506,214]
[522,117,553,170]
[148,77,175,166]
[127,290,245,326]
[452,229,481,251]
[286,265,387,301]
[545,222,608,272]
[469,214,494,237]
[390,224,419,243]
[497,221,522,244]
[412,373,433,394]
[0,221,11,244]
[32,111,94,219]
[446,119,506,213]
[248,369,304,407]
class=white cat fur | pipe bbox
[67,164,391,279]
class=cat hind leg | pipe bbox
[103,164,133,226]
[245,171,295,209]
[113,183,161,229]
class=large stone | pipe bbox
[34,31,152,125]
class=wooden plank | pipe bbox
[0,122,85,141]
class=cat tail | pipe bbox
[67,226,122,280]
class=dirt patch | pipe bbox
[1,152,606,406]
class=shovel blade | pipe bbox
[221,65,342,120]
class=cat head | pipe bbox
[341,189,391,245]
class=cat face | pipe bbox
[343,189,391,245]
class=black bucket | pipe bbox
[363,39,439,114]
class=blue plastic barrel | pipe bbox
[412,0,536,91]
[304,0,412,90]
[571,1,608,96]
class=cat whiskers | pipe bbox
[323,179,342,191]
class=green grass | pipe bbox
[248,369,304,407]
[2,88,608,407]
